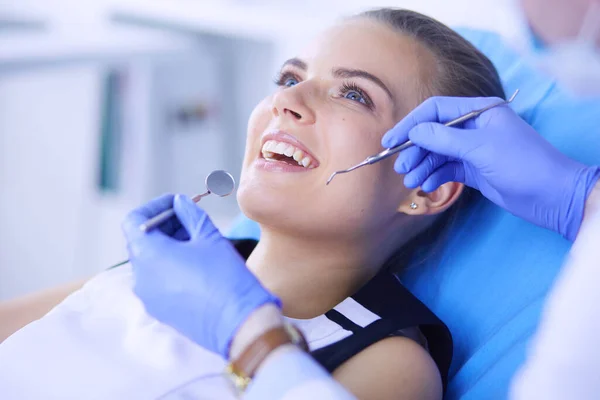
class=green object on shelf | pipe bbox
[98,70,123,192]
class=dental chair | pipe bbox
[227,29,600,399]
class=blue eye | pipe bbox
[339,82,373,109]
[274,72,300,88]
[344,90,366,104]
[284,77,298,87]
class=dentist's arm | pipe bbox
[383,96,600,398]
[584,180,600,219]
[122,194,355,400]
[509,183,600,399]
[232,304,355,400]
[382,96,600,242]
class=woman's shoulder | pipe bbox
[333,334,443,400]
[319,273,447,399]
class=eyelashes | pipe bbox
[273,71,299,87]
[338,81,374,109]
[273,70,375,110]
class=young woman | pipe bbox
[0,8,506,400]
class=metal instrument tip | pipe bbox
[507,89,519,103]
[326,172,337,185]
[326,161,368,185]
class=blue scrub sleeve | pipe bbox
[245,346,355,400]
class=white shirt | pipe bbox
[0,264,379,400]
[510,206,600,399]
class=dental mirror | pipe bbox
[140,170,235,232]
[204,169,236,197]
[106,170,235,270]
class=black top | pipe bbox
[231,239,453,391]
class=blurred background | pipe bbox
[0,0,525,299]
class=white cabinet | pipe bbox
[0,2,279,298]
[0,66,104,298]
[0,38,277,299]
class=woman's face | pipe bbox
[237,18,443,240]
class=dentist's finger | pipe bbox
[122,213,171,258]
[382,96,502,147]
[135,194,175,219]
[408,123,480,160]
[393,145,428,174]
[122,193,184,239]
[173,194,221,241]
[420,162,466,193]
[403,152,449,189]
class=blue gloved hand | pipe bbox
[121,194,280,358]
[382,96,600,241]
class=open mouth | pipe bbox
[261,140,318,169]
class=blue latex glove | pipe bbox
[121,194,280,358]
[382,96,600,241]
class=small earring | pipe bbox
[409,202,418,210]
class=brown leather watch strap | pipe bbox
[227,324,308,391]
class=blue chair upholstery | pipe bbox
[227,29,600,399]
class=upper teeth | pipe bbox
[261,140,316,168]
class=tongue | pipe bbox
[274,154,299,166]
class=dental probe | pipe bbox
[106,170,235,270]
[326,89,519,185]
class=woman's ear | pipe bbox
[398,182,465,215]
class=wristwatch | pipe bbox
[226,323,308,392]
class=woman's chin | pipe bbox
[238,186,367,240]
[237,166,352,236]
[237,184,313,233]
[237,184,291,223]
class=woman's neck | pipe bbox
[246,228,397,319]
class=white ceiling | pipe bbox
[0,0,530,65]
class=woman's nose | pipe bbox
[271,87,316,125]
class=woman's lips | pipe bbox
[255,130,320,173]
[260,131,320,166]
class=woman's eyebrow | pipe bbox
[281,57,308,71]
[332,68,393,100]
[279,59,393,101]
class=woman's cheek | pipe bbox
[343,120,386,152]
[247,98,273,136]
[241,101,269,168]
